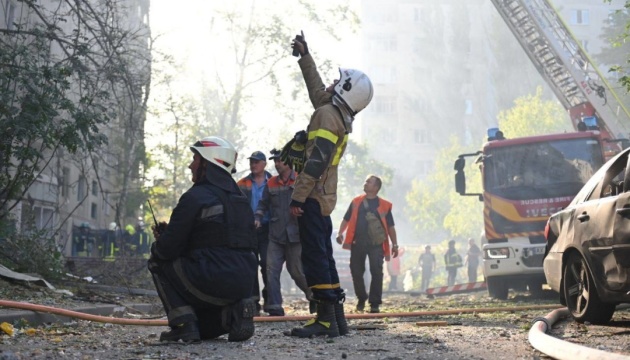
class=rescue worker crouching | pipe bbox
[148,136,258,343]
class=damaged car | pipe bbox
[544,147,630,324]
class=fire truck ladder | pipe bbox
[490,0,630,138]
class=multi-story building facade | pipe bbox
[0,0,151,257]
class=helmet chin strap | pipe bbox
[332,96,354,133]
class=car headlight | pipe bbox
[485,247,509,259]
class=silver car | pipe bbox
[544,147,630,324]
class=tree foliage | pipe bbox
[497,86,570,137]
[0,1,150,268]
[603,0,630,93]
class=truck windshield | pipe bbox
[484,138,604,199]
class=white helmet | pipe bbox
[334,68,374,115]
[190,136,238,174]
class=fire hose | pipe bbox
[0,299,560,325]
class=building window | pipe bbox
[414,8,421,23]
[416,160,433,176]
[465,100,473,115]
[374,96,397,114]
[3,0,16,31]
[77,176,86,201]
[91,203,97,219]
[368,35,397,52]
[33,206,55,232]
[61,167,70,197]
[381,8,397,23]
[92,180,98,196]
[370,66,397,83]
[570,9,589,25]
[414,129,430,144]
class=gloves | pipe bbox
[280,130,307,173]
[291,31,309,57]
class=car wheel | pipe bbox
[563,252,615,324]
[486,277,508,300]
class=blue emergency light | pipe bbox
[487,127,499,139]
[582,116,598,129]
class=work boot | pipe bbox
[356,299,366,312]
[222,298,256,342]
[159,322,200,343]
[369,305,380,314]
[290,301,339,338]
[335,294,349,336]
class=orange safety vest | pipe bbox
[342,194,393,260]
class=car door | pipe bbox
[611,154,630,290]
[577,151,629,289]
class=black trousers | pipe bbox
[148,258,229,339]
[297,198,341,302]
[349,243,384,306]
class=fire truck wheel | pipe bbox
[486,277,508,300]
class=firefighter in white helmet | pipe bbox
[281,32,374,338]
[148,135,258,343]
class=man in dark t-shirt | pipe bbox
[336,175,398,313]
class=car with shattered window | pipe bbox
[544,146,630,324]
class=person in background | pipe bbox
[102,222,119,258]
[255,149,312,316]
[237,151,273,314]
[148,136,258,343]
[418,245,436,292]
[444,240,463,286]
[387,246,405,291]
[337,175,398,314]
[465,238,482,283]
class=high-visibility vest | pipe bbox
[341,194,393,260]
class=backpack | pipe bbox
[363,199,386,245]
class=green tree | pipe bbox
[497,86,570,137]
[405,137,483,242]
[603,0,630,92]
[0,1,150,271]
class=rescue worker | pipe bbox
[444,240,463,286]
[102,222,119,259]
[73,223,94,257]
[237,150,272,313]
[148,136,258,343]
[255,149,312,316]
[337,175,399,314]
[135,220,150,257]
[283,32,373,337]
[123,224,136,256]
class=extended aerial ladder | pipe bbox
[490,0,630,141]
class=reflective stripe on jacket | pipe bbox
[291,53,348,216]
[341,194,393,260]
